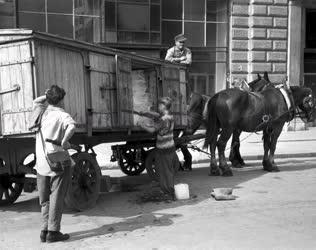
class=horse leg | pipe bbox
[229,130,244,168]
[217,128,233,176]
[209,141,220,176]
[262,130,274,171]
[180,145,192,171]
[268,125,283,172]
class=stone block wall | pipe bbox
[230,0,289,83]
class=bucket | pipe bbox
[174,183,190,200]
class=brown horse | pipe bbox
[180,73,270,170]
[203,82,315,176]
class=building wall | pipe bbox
[230,0,289,84]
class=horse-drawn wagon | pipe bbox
[0,29,189,210]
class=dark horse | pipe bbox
[203,80,315,176]
[180,73,270,170]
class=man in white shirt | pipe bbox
[33,85,76,243]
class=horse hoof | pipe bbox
[222,169,233,177]
[232,163,243,168]
[209,169,221,176]
[263,166,280,172]
[271,166,280,172]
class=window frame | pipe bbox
[103,0,162,45]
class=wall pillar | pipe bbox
[287,0,303,86]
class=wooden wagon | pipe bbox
[0,29,188,210]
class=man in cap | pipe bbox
[165,34,192,65]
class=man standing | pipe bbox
[165,33,192,65]
[33,85,76,243]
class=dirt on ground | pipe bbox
[0,157,316,250]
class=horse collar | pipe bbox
[278,86,295,121]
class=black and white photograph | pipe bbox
[0,0,315,249]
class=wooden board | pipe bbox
[132,69,157,126]
[0,41,34,135]
[116,55,133,127]
[162,66,187,127]
[89,52,117,129]
[35,42,86,129]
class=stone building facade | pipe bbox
[230,0,293,84]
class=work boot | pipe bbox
[46,231,70,243]
[40,230,48,243]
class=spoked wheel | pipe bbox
[65,152,101,211]
[0,174,25,206]
[145,149,159,181]
[118,148,146,176]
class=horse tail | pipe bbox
[203,93,220,149]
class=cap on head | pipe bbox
[158,97,172,110]
[174,33,187,43]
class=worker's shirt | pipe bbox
[34,104,76,176]
[165,46,192,65]
[155,114,175,149]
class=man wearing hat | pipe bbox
[165,34,192,65]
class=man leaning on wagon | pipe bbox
[32,85,76,243]
[165,34,192,65]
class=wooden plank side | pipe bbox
[0,41,33,135]
[179,69,188,126]
[116,55,133,128]
[132,70,157,126]
[162,66,182,126]
[36,44,86,127]
[89,52,116,129]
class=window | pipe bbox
[184,22,204,47]
[18,12,46,32]
[161,0,228,95]
[117,4,149,31]
[16,0,101,42]
[162,21,182,45]
[162,0,182,19]
[184,0,205,21]
[306,10,316,48]
[0,0,16,28]
[47,14,73,38]
[47,0,73,13]
[104,0,161,45]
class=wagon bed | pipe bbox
[0,29,189,210]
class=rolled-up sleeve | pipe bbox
[165,48,175,62]
[62,114,76,130]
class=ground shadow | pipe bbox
[1,158,314,217]
[67,212,181,242]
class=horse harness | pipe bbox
[246,85,295,132]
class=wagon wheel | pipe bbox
[65,152,101,211]
[145,149,159,181]
[118,148,146,176]
[0,174,25,206]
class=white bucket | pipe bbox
[174,183,190,200]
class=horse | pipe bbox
[179,73,270,171]
[203,81,315,176]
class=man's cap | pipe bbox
[174,33,187,42]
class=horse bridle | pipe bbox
[296,94,315,122]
